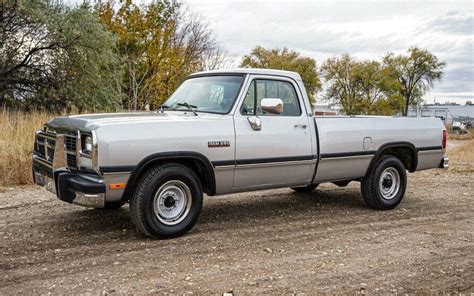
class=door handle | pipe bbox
[294,124,307,129]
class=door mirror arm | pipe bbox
[247,116,261,131]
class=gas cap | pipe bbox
[363,137,373,151]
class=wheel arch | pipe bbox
[366,142,418,175]
[121,151,216,202]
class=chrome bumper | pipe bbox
[439,157,449,169]
[33,157,106,208]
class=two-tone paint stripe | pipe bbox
[99,146,443,172]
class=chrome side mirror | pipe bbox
[247,116,261,131]
[261,98,283,115]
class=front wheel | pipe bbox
[361,156,407,210]
[129,163,203,239]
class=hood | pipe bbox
[46,111,224,131]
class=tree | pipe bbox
[0,0,124,111]
[320,54,364,115]
[97,0,223,110]
[321,54,404,115]
[383,47,446,116]
[241,46,321,106]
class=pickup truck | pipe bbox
[32,68,448,238]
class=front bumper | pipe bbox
[439,157,449,169]
[33,157,106,208]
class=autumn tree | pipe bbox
[241,46,321,106]
[321,54,404,115]
[97,0,223,110]
[320,54,364,115]
[383,47,446,116]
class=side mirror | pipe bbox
[261,98,283,115]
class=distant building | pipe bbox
[408,104,474,124]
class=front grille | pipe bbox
[67,153,77,168]
[35,132,56,163]
[65,135,78,168]
[65,135,77,151]
[34,130,78,169]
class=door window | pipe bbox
[240,79,301,116]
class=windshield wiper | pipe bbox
[157,104,175,113]
[177,102,198,116]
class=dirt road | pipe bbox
[1,168,473,294]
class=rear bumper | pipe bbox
[439,157,449,169]
[33,157,106,208]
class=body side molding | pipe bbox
[211,155,316,167]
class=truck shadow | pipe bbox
[55,187,365,238]
[199,188,365,226]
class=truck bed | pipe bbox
[313,116,444,182]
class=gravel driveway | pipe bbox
[1,168,473,294]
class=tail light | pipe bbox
[442,129,447,150]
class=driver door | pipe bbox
[232,76,313,190]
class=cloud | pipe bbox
[429,10,473,35]
[184,1,473,103]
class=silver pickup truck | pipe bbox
[33,68,448,238]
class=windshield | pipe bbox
[164,75,245,114]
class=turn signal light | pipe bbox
[109,183,126,190]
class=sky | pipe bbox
[69,0,474,104]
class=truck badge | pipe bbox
[208,141,230,148]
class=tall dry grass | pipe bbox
[448,139,474,172]
[0,109,55,186]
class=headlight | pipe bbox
[81,134,93,155]
[80,133,94,169]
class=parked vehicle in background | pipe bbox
[32,69,448,238]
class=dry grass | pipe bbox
[0,109,55,186]
[448,139,474,173]
[447,132,473,141]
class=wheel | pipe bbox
[361,155,407,210]
[291,183,319,193]
[129,163,203,239]
[96,201,125,210]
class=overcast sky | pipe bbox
[69,0,474,104]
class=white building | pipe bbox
[408,104,474,124]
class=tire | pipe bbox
[129,163,203,239]
[361,155,407,210]
[96,201,125,210]
[291,183,319,193]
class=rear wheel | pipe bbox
[291,183,319,193]
[361,156,407,210]
[129,163,203,239]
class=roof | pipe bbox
[191,68,302,81]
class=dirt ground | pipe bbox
[1,154,473,294]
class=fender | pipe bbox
[366,141,418,175]
[117,151,217,201]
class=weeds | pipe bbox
[0,110,54,186]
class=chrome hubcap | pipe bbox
[153,180,192,225]
[379,167,400,200]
